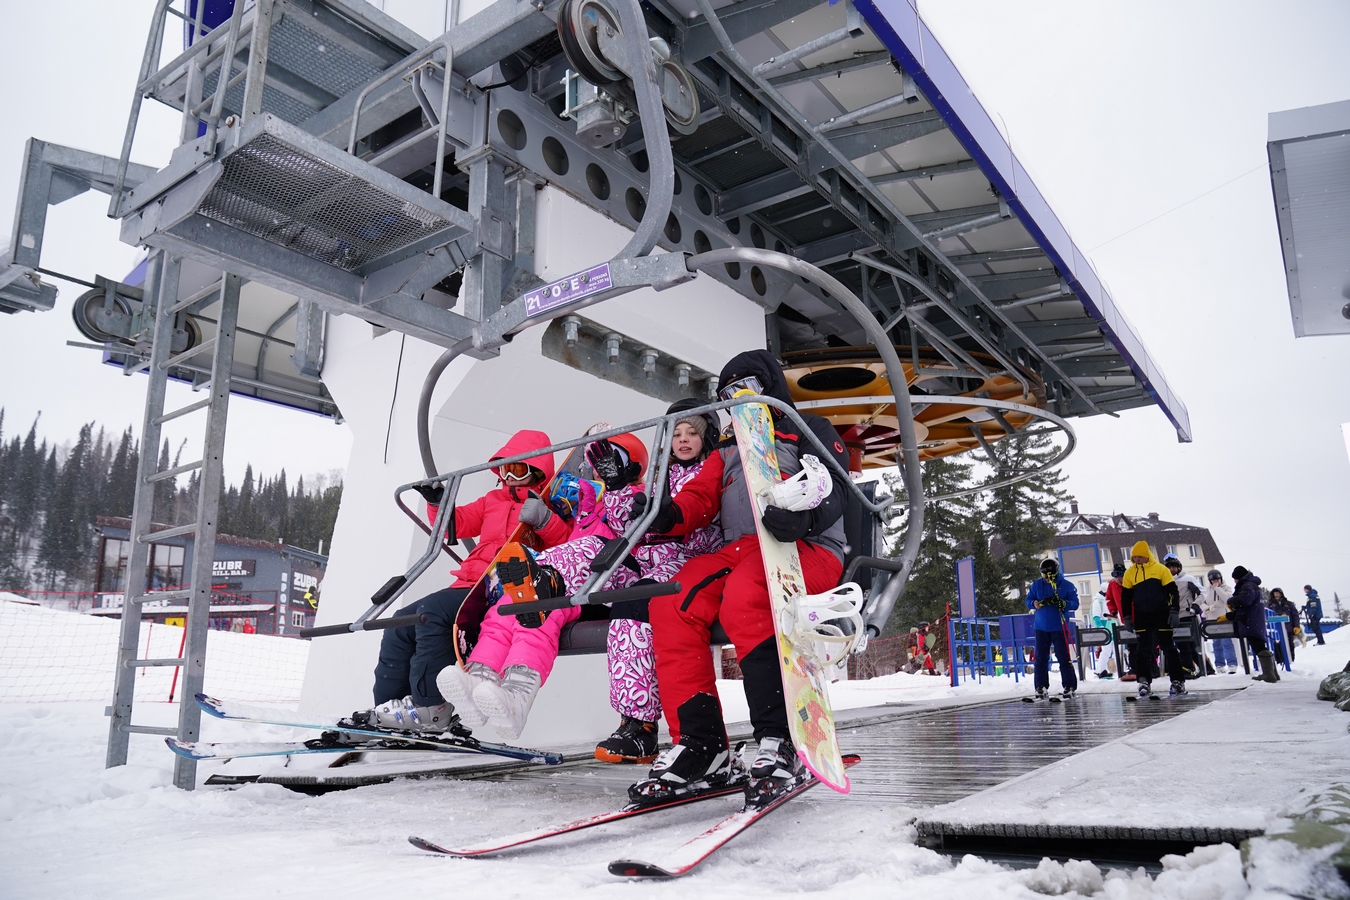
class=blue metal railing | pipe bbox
[949,614,1080,686]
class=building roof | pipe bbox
[1052,509,1224,566]
[94,516,328,564]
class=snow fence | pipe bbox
[0,594,308,704]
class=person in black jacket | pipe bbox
[1229,566,1277,683]
[1267,588,1300,665]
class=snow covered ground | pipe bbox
[2,603,1347,897]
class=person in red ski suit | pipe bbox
[631,350,851,805]
[364,429,571,731]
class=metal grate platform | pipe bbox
[198,119,467,271]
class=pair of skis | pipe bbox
[165,694,564,766]
[1021,691,1076,704]
[409,754,862,878]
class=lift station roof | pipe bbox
[3,0,1190,443]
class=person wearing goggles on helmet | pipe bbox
[1202,570,1237,673]
[360,429,571,734]
[1025,558,1080,700]
[630,350,852,809]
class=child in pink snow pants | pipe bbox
[437,433,652,741]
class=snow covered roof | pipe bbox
[1051,509,1224,566]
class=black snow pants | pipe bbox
[372,587,469,707]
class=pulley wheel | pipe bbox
[660,59,700,134]
[557,0,623,85]
[71,288,133,344]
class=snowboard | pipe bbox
[452,422,608,663]
[726,392,848,794]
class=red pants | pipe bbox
[649,535,843,743]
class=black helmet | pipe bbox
[666,397,720,448]
[1111,563,1126,578]
[1207,569,1222,583]
[1162,553,1182,569]
[1040,558,1059,576]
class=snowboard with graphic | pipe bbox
[727,393,848,793]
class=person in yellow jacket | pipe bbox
[1120,541,1184,698]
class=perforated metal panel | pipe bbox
[198,132,453,270]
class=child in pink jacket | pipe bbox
[437,434,649,740]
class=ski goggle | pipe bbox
[718,375,763,401]
[496,461,536,483]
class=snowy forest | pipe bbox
[0,409,342,592]
[879,431,1072,633]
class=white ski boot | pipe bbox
[745,736,810,809]
[436,662,499,728]
[473,665,541,740]
[364,695,457,733]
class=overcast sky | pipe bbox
[1,1,1347,599]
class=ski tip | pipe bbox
[194,693,226,717]
[608,859,674,878]
[165,737,204,759]
[408,836,455,855]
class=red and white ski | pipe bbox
[407,783,744,856]
[608,754,861,878]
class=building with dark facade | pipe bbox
[89,516,326,638]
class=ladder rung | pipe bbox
[146,459,203,483]
[155,397,212,424]
[119,724,179,736]
[131,589,192,604]
[128,657,185,668]
[167,279,224,316]
[159,337,217,371]
[139,523,195,542]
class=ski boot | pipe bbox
[437,662,499,729]
[1061,687,1077,700]
[628,739,748,806]
[1169,680,1187,697]
[745,737,811,810]
[595,716,659,764]
[489,544,565,628]
[1137,682,1152,701]
[357,695,458,733]
[473,665,542,740]
[1023,687,1049,703]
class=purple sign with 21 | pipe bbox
[523,263,613,318]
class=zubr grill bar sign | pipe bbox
[212,559,256,578]
[524,263,612,318]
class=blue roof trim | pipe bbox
[853,0,1192,442]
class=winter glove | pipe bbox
[649,494,682,534]
[587,439,641,492]
[414,481,445,506]
[518,497,553,529]
[761,504,810,543]
[1052,597,1068,611]
[1122,617,1134,633]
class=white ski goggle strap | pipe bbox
[718,375,762,401]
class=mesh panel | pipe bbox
[198,132,451,270]
[268,15,384,100]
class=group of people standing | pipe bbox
[356,350,854,808]
[1074,550,1329,690]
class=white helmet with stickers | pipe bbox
[761,453,833,512]
[791,582,867,663]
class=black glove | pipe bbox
[1122,617,1134,633]
[413,481,445,505]
[1053,597,1068,611]
[587,439,641,491]
[649,495,682,534]
[517,497,552,529]
[761,504,810,543]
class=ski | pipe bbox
[608,754,861,879]
[193,694,564,765]
[166,734,480,761]
[408,783,745,857]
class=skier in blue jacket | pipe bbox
[1026,558,1080,700]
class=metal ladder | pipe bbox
[105,252,241,791]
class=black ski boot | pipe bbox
[595,716,659,764]
[628,739,747,806]
[744,737,810,810]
